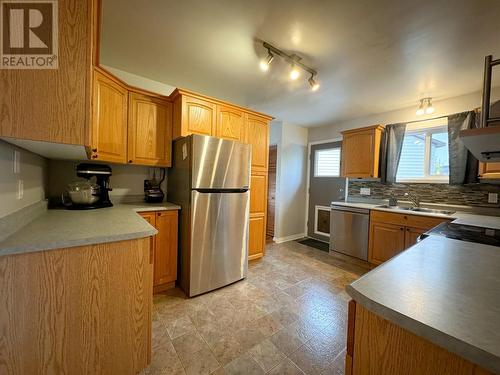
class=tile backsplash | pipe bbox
[348,181,500,208]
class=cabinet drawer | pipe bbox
[370,210,450,230]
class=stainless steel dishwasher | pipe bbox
[330,204,369,260]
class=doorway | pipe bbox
[266,145,277,242]
[307,141,346,242]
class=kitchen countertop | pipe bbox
[0,202,180,257]
[331,200,500,229]
[346,235,500,374]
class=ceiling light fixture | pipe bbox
[259,49,274,71]
[308,75,320,91]
[416,97,435,116]
[259,41,319,91]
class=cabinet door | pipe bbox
[154,211,178,286]
[139,212,156,265]
[183,96,216,136]
[342,128,379,178]
[246,114,269,172]
[128,92,172,167]
[368,222,405,265]
[250,174,267,215]
[478,162,500,179]
[249,215,266,260]
[216,105,245,141]
[91,70,128,163]
[404,227,426,249]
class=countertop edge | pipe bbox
[346,285,500,374]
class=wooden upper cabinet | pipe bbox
[128,91,172,167]
[246,114,270,172]
[0,0,96,145]
[172,92,216,139]
[341,125,384,178]
[216,105,245,142]
[91,69,128,164]
[478,162,500,179]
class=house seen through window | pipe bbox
[396,119,449,183]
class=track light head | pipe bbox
[308,75,320,91]
[259,50,274,71]
[416,97,435,116]
[290,63,300,80]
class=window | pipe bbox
[314,147,341,177]
[396,119,449,183]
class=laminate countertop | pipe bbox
[346,235,500,374]
[0,202,180,257]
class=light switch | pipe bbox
[360,187,371,196]
[13,150,20,174]
[488,193,498,204]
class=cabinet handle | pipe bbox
[406,228,410,231]
[400,227,404,231]
[92,148,97,152]
[128,160,133,163]
[403,216,407,219]
[91,154,98,159]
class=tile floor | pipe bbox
[142,240,368,375]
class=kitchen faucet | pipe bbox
[404,192,420,208]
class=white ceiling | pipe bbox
[100,0,500,127]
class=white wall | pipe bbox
[102,65,176,96]
[0,140,47,218]
[273,122,309,242]
[308,87,500,142]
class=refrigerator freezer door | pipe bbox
[191,135,251,189]
[189,190,249,296]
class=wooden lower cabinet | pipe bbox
[249,172,268,260]
[140,210,179,292]
[368,211,450,265]
[249,215,266,260]
[346,301,493,375]
[0,238,152,374]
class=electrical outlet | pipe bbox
[360,187,371,196]
[488,193,498,204]
[17,180,23,200]
[13,150,20,174]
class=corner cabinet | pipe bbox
[139,210,179,293]
[478,162,500,179]
[128,92,172,167]
[341,125,384,178]
[91,69,129,164]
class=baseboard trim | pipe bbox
[274,233,306,244]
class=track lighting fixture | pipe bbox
[416,97,434,116]
[308,75,320,91]
[259,41,319,91]
[259,50,274,71]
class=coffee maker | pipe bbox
[62,163,113,209]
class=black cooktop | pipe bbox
[425,222,500,247]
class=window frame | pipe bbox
[313,147,341,178]
[396,121,449,184]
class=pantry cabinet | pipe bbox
[249,172,268,260]
[139,210,179,293]
[341,125,384,178]
[91,69,129,164]
[128,91,172,167]
[246,114,270,172]
[368,210,450,265]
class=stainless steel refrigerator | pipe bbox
[168,134,251,297]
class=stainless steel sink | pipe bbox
[375,205,455,215]
[409,207,455,215]
[376,204,412,210]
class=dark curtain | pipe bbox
[448,111,478,184]
[380,123,406,183]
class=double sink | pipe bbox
[376,204,455,216]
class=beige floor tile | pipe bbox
[223,353,265,375]
[172,332,209,364]
[320,349,346,375]
[267,358,305,375]
[288,343,332,375]
[255,313,284,337]
[167,315,197,340]
[233,325,266,351]
[248,339,285,372]
[270,308,300,327]
[183,346,220,375]
[269,325,305,356]
[209,335,246,366]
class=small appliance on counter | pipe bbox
[62,163,113,210]
[144,168,165,203]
